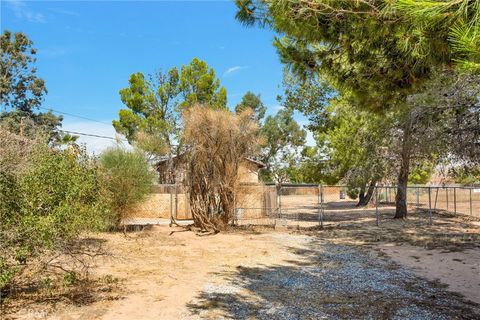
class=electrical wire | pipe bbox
[38,107,113,126]
[58,129,127,141]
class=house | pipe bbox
[125,155,273,222]
[155,154,266,184]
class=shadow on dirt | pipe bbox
[187,238,479,319]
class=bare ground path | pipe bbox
[3,217,480,319]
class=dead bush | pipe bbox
[183,106,261,232]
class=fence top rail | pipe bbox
[263,184,479,189]
[265,183,320,187]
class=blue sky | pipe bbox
[1,0,311,152]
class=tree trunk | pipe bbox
[357,185,366,206]
[395,115,413,219]
[357,182,376,207]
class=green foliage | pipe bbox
[18,145,109,247]
[235,91,266,122]
[0,138,110,291]
[113,58,227,158]
[63,271,78,287]
[318,99,391,189]
[113,70,179,156]
[236,0,451,112]
[280,69,335,131]
[0,31,72,144]
[408,161,435,185]
[259,108,306,182]
[0,30,47,112]
[286,146,326,183]
[390,0,480,71]
[100,147,154,226]
[0,109,63,143]
[179,58,227,109]
[236,0,480,113]
[450,166,480,185]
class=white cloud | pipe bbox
[61,121,130,155]
[223,65,248,77]
[7,0,45,23]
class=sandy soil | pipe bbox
[4,227,294,319]
[379,244,480,304]
[3,210,480,319]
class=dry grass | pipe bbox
[2,207,479,319]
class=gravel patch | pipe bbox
[186,235,479,319]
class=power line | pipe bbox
[58,129,127,141]
[39,107,113,126]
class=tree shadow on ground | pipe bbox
[295,208,480,252]
[1,236,122,317]
[187,238,479,319]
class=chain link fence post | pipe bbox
[454,187,457,214]
[375,185,380,227]
[279,185,282,219]
[169,184,173,226]
[446,187,449,211]
[318,184,323,228]
[470,188,473,216]
[428,186,433,225]
[416,186,420,211]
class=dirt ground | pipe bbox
[2,210,480,319]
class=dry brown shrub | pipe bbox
[183,105,261,232]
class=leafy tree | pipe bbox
[235,0,479,217]
[319,100,391,206]
[113,69,181,158]
[385,70,479,212]
[282,146,326,183]
[259,108,306,182]
[179,58,227,109]
[450,166,480,185]
[0,30,66,143]
[0,109,64,142]
[389,0,480,71]
[113,58,228,160]
[0,135,110,291]
[409,161,435,185]
[1,30,46,112]
[100,147,154,227]
[281,69,335,132]
[235,91,266,122]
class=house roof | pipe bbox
[156,154,265,169]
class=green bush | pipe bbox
[100,147,154,226]
[0,139,111,292]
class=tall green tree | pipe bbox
[319,100,392,206]
[113,58,228,160]
[281,69,334,132]
[1,30,46,112]
[179,58,227,109]
[113,69,181,157]
[235,91,266,122]
[235,0,478,217]
[389,0,480,71]
[260,108,306,182]
[0,30,68,143]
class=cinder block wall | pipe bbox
[126,185,192,220]
[127,183,273,220]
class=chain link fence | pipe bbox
[234,184,480,228]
